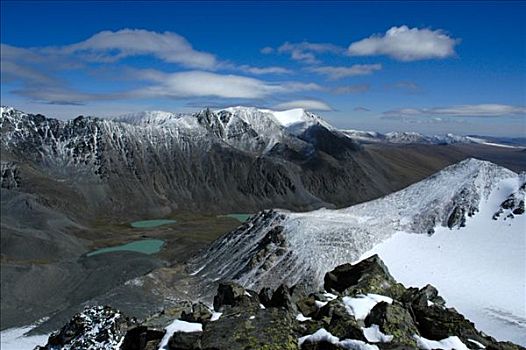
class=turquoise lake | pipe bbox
[130,219,177,228]
[87,239,165,257]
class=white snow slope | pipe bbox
[362,174,526,345]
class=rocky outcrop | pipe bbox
[36,305,137,350]
[493,174,525,219]
[39,256,525,350]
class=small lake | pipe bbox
[87,239,165,257]
[130,219,177,228]
[218,214,252,223]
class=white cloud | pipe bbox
[348,25,458,61]
[260,46,274,54]
[62,29,218,69]
[238,65,292,75]
[308,64,382,80]
[383,104,526,118]
[354,106,371,112]
[273,99,333,111]
[276,41,344,64]
[333,84,370,94]
[133,70,321,99]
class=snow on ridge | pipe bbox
[111,110,184,126]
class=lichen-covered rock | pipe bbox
[180,302,213,323]
[365,302,419,347]
[296,295,319,318]
[201,307,298,350]
[412,304,488,346]
[213,282,259,312]
[168,331,202,350]
[323,255,397,297]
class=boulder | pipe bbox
[268,284,297,312]
[201,307,297,350]
[412,304,489,346]
[168,331,202,350]
[300,340,341,350]
[180,302,213,323]
[365,302,419,347]
[323,255,398,296]
[401,284,445,308]
[258,287,273,307]
[120,326,165,350]
[213,282,259,311]
[296,295,318,318]
[40,305,136,350]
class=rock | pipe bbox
[258,287,273,307]
[180,302,213,323]
[201,307,297,350]
[300,340,341,350]
[213,282,259,311]
[296,295,318,318]
[168,331,202,350]
[412,304,488,346]
[120,326,165,350]
[365,302,419,347]
[401,284,446,308]
[40,305,136,350]
[142,301,193,329]
[323,255,398,297]
[268,284,297,312]
[486,341,526,350]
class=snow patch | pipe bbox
[210,312,222,321]
[299,329,379,350]
[362,324,393,343]
[342,294,393,320]
[158,320,202,350]
[296,313,312,322]
[414,335,469,350]
[0,325,49,350]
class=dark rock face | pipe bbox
[0,161,21,189]
[493,178,525,220]
[323,254,398,296]
[120,326,165,350]
[412,304,489,346]
[39,256,526,350]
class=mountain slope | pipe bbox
[3,105,479,219]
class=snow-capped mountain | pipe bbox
[189,158,525,343]
[342,129,498,146]
[5,105,447,216]
[190,158,519,289]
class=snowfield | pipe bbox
[362,175,526,345]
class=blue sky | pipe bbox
[1,1,525,136]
